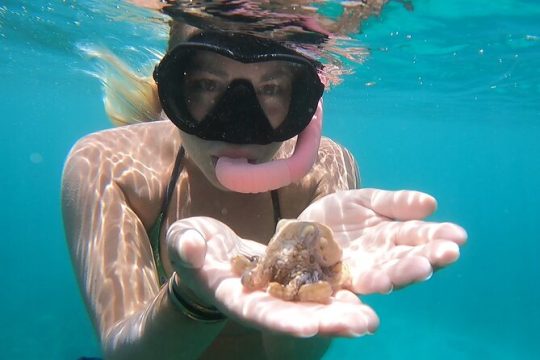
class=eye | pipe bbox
[187,78,221,93]
[259,83,282,96]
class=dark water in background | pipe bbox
[1,0,539,358]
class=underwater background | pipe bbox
[1,0,539,359]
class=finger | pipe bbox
[428,240,461,267]
[404,240,461,268]
[385,255,433,289]
[320,290,380,337]
[166,217,235,290]
[170,216,237,244]
[392,221,468,246]
[319,291,380,336]
[167,216,242,266]
[334,289,362,303]
[350,269,393,294]
[349,256,431,294]
[216,279,320,336]
[355,188,437,221]
[217,280,379,337]
[167,224,208,269]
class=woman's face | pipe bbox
[178,50,292,190]
[183,51,294,129]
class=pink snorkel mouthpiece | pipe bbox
[215,100,323,194]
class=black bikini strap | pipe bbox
[160,146,185,218]
[270,189,282,225]
[153,146,185,285]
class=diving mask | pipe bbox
[154,31,324,145]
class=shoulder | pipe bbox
[62,121,181,227]
[310,137,360,198]
[64,121,180,177]
[277,136,360,207]
[316,137,359,185]
[68,121,178,159]
[317,137,357,169]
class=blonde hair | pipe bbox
[80,20,201,126]
[81,45,163,126]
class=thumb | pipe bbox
[167,221,208,270]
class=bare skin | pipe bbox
[62,120,359,359]
[63,119,467,359]
[63,8,466,358]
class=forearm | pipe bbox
[102,282,225,360]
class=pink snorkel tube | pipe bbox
[215,100,323,194]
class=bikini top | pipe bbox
[148,146,282,285]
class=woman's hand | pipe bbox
[298,189,467,294]
[166,217,379,337]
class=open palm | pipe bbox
[299,189,467,294]
[167,189,466,337]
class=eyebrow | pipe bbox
[191,67,228,78]
[189,54,228,78]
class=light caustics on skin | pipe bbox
[215,101,323,194]
[62,123,180,340]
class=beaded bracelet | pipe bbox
[167,276,226,323]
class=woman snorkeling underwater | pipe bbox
[63,2,467,359]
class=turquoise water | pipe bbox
[1,0,539,359]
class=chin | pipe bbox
[207,176,232,192]
[200,161,231,192]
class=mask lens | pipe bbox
[252,62,300,129]
[181,51,300,129]
[183,71,228,122]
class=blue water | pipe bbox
[1,0,539,359]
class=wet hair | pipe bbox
[82,21,208,126]
[80,45,163,126]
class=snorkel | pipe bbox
[215,100,322,193]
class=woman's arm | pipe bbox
[61,131,224,360]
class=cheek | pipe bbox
[180,134,221,184]
[259,91,293,129]
[185,91,220,122]
[180,133,211,162]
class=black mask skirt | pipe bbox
[153,31,324,145]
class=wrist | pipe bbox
[167,274,226,323]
